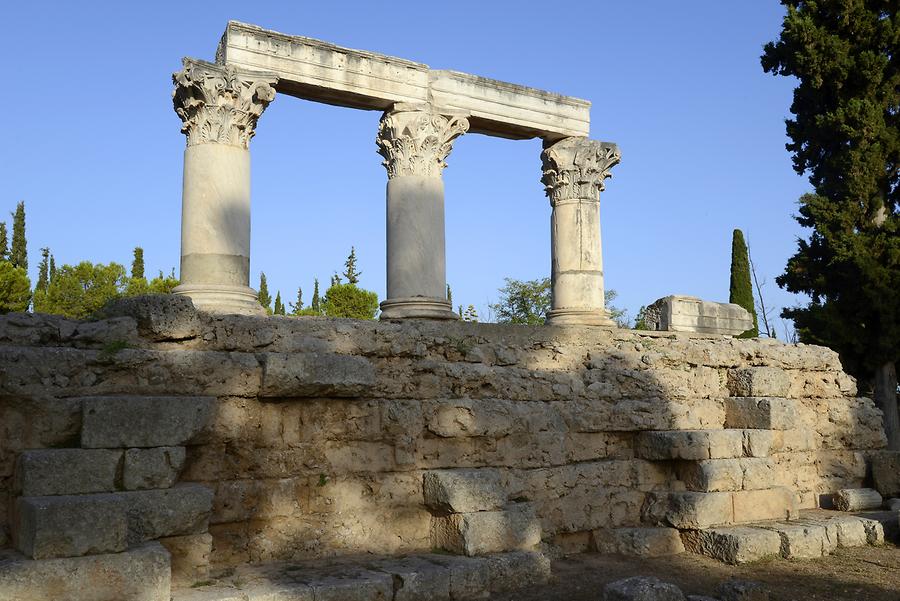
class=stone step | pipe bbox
[81,395,215,448]
[15,448,122,496]
[681,511,884,564]
[0,542,170,601]
[676,458,777,492]
[430,503,542,556]
[592,527,685,557]
[14,484,213,559]
[172,550,551,601]
[642,487,798,529]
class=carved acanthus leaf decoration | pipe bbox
[172,58,278,149]
[376,106,469,178]
[541,138,621,204]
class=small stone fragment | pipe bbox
[603,576,685,601]
[717,580,769,601]
[834,488,882,511]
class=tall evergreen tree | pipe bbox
[311,278,321,314]
[0,222,7,261]
[48,254,56,283]
[343,247,361,284]
[729,229,758,339]
[763,1,900,448]
[257,272,272,313]
[447,284,452,305]
[36,247,50,293]
[291,287,304,314]
[273,291,285,315]
[10,201,26,270]
[131,247,145,280]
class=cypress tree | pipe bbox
[257,272,272,312]
[290,287,303,314]
[48,254,56,283]
[131,247,145,280]
[343,247,361,284]
[0,222,7,261]
[36,247,50,293]
[274,291,285,315]
[729,229,758,338]
[447,284,452,304]
[10,201,26,270]
[311,279,321,313]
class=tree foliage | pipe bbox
[762,1,900,446]
[491,277,551,325]
[311,279,322,314]
[323,283,379,319]
[0,261,31,314]
[257,272,272,314]
[729,229,759,338]
[131,247,145,280]
[343,247,361,285]
[0,222,7,260]
[10,201,26,270]
[36,247,50,294]
[273,291,285,315]
[33,262,128,319]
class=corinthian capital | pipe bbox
[376,104,469,178]
[541,137,621,204]
[172,58,278,149]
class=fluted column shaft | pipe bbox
[171,58,277,315]
[541,137,621,326]
[376,103,468,319]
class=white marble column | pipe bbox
[376,103,468,319]
[171,59,277,315]
[541,137,621,326]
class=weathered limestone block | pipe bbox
[641,295,753,337]
[15,493,127,559]
[727,367,790,398]
[603,575,685,601]
[740,458,778,490]
[121,484,214,544]
[717,580,769,601]
[158,532,212,587]
[430,504,541,556]
[0,542,171,601]
[872,451,900,497]
[15,448,122,496]
[725,398,796,430]
[676,459,776,493]
[681,527,782,564]
[642,492,733,529]
[305,569,394,601]
[0,396,84,477]
[483,551,551,593]
[635,430,743,461]
[732,488,798,523]
[372,556,451,601]
[423,468,506,513]
[123,447,187,490]
[259,352,376,397]
[592,527,685,556]
[212,477,308,524]
[759,522,831,559]
[741,430,778,458]
[82,396,215,448]
[423,553,491,599]
[97,294,200,341]
[834,488,883,511]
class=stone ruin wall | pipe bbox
[0,298,887,577]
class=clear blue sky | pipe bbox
[1,2,809,330]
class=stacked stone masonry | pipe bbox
[0,301,889,597]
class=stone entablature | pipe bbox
[217,21,590,140]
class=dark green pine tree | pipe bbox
[343,246,361,284]
[10,201,27,270]
[36,247,50,293]
[48,254,56,283]
[729,229,758,339]
[257,272,272,313]
[131,247,145,280]
[0,222,7,261]
[763,1,900,448]
[290,287,303,314]
[311,279,321,314]
[273,291,285,315]
[447,284,452,304]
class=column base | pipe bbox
[379,297,459,320]
[173,283,266,316]
[546,308,615,327]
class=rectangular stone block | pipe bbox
[422,554,491,600]
[0,542,171,601]
[677,459,743,492]
[732,487,798,523]
[727,367,790,397]
[423,468,506,513]
[15,493,127,559]
[431,504,541,556]
[121,484,214,544]
[635,430,743,461]
[872,451,900,497]
[81,396,215,448]
[123,447,186,490]
[681,527,782,564]
[259,352,376,398]
[725,397,796,430]
[158,532,212,587]
[484,551,551,593]
[741,429,778,458]
[759,522,830,559]
[641,295,753,336]
[593,527,685,557]
[371,556,451,601]
[16,448,122,496]
[642,492,734,529]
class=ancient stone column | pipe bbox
[171,58,277,315]
[376,103,469,319]
[541,137,621,326]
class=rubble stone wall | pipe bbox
[0,299,886,568]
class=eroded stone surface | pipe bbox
[603,576,685,601]
[82,396,215,448]
[681,527,781,565]
[431,504,541,556]
[123,447,186,490]
[15,493,127,559]
[16,448,121,496]
[423,468,506,513]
